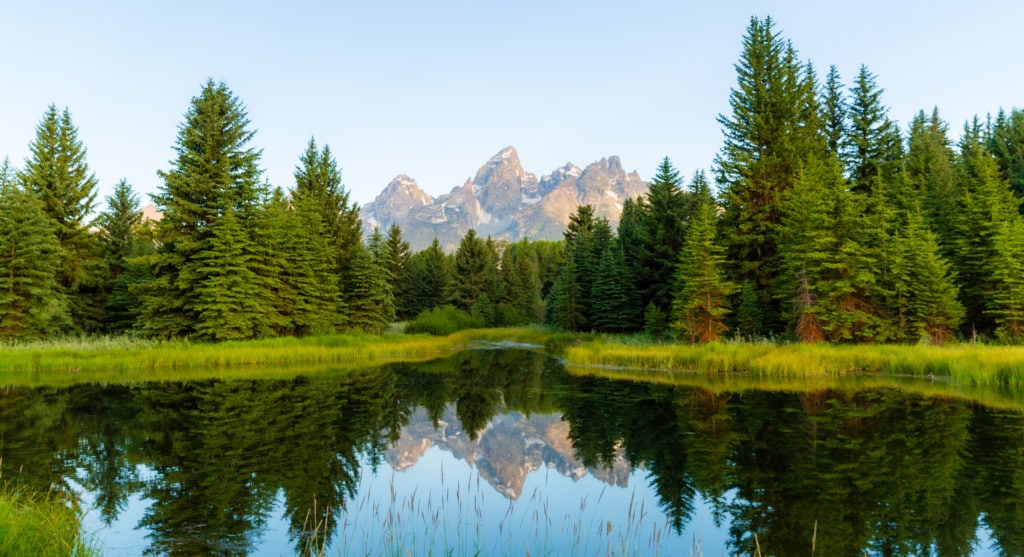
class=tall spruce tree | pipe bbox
[547,205,613,331]
[293,137,362,281]
[0,160,70,339]
[449,229,501,318]
[906,109,958,251]
[621,157,694,317]
[19,105,102,332]
[403,238,452,317]
[715,16,824,335]
[95,179,146,333]
[952,123,1019,336]
[901,211,963,344]
[821,65,847,158]
[499,240,545,325]
[843,65,904,196]
[192,206,265,341]
[142,80,267,338]
[671,190,735,343]
[990,218,1024,343]
[382,224,412,320]
[344,241,394,334]
[988,108,1024,206]
[591,243,639,333]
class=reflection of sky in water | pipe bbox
[75,433,726,556]
[75,447,1004,557]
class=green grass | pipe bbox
[6,327,1024,394]
[563,337,1024,390]
[0,328,552,387]
[0,480,97,557]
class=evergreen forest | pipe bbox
[3,16,1024,345]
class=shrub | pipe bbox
[405,306,482,336]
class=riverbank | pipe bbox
[0,328,552,386]
[2,328,1024,390]
[563,337,1024,389]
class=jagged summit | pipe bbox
[361,147,647,250]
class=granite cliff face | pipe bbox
[361,147,647,251]
[384,406,632,500]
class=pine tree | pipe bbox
[383,224,412,319]
[715,16,824,335]
[404,238,452,317]
[843,65,904,196]
[671,193,735,343]
[990,217,1024,343]
[988,108,1024,205]
[293,138,363,295]
[590,244,637,333]
[548,206,613,331]
[449,229,501,317]
[621,157,694,317]
[192,206,265,341]
[498,240,544,325]
[901,212,963,344]
[0,160,70,339]
[142,80,267,338]
[95,179,145,333]
[19,105,102,332]
[906,109,958,251]
[821,65,846,157]
[952,123,1019,336]
[842,66,906,340]
[344,242,394,334]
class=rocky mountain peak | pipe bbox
[359,147,648,251]
[361,174,434,231]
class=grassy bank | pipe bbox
[5,327,1024,392]
[0,328,551,387]
[0,484,96,557]
[563,338,1024,390]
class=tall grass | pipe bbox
[0,472,97,557]
[563,338,1024,390]
[0,328,551,387]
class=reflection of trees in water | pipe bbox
[2,350,1024,555]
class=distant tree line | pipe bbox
[2,16,1024,344]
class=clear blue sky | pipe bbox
[2,1,1021,209]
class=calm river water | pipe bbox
[1,348,1021,556]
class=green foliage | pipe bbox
[843,65,904,196]
[952,126,1019,335]
[716,16,824,335]
[96,179,147,333]
[449,229,500,313]
[403,238,453,317]
[988,107,1024,205]
[404,305,482,336]
[906,109,958,252]
[142,80,267,339]
[671,193,736,343]
[619,158,697,318]
[192,207,266,341]
[383,224,412,319]
[0,486,97,557]
[19,105,102,332]
[499,239,545,325]
[990,218,1024,342]
[821,65,846,157]
[343,242,394,334]
[0,162,70,339]
[547,206,613,331]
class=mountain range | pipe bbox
[385,406,632,499]
[360,146,648,251]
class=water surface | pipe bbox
[1,349,1021,555]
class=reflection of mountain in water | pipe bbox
[385,406,631,499]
